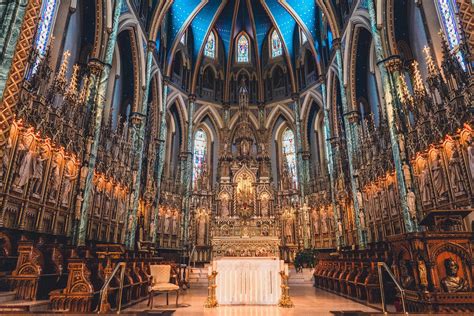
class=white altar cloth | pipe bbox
[215,257,283,305]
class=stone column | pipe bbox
[367,0,417,233]
[333,39,366,249]
[151,77,170,244]
[181,94,196,247]
[320,80,342,247]
[125,41,156,249]
[76,0,123,246]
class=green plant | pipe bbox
[294,248,319,271]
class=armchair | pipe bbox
[148,265,180,307]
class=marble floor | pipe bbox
[126,286,379,316]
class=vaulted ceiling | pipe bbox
[158,0,331,78]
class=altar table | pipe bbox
[214,257,284,305]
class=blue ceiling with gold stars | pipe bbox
[163,0,326,66]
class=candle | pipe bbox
[208,265,212,276]
[280,260,284,272]
[212,260,217,272]
[284,264,289,277]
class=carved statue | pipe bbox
[284,215,294,244]
[399,260,415,289]
[260,195,269,217]
[441,258,469,293]
[431,153,448,199]
[172,211,179,235]
[240,139,250,157]
[466,135,474,178]
[197,212,207,245]
[164,209,172,234]
[61,160,77,206]
[419,163,432,204]
[406,190,417,219]
[357,191,363,209]
[1,136,12,181]
[14,146,35,190]
[220,193,230,217]
[149,219,156,238]
[312,209,320,235]
[128,214,134,231]
[448,145,466,194]
[48,155,62,200]
[30,146,48,196]
[321,207,329,233]
[418,259,428,288]
[337,219,343,234]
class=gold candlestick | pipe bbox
[279,270,294,308]
[205,271,218,308]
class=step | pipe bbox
[0,299,50,312]
[0,291,16,304]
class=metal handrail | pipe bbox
[377,262,408,315]
[98,262,126,314]
[188,244,196,268]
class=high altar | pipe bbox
[191,80,307,264]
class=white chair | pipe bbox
[148,264,180,307]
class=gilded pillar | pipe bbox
[125,41,156,249]
[151,78,170,244]
[76,0,123,246]
[334,41,366,249]
[367,0,417,233]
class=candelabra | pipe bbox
[204,270,218,308]
[279,270,294,308]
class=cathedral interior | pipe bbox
[0,0,473,314]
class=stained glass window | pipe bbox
[271,30,282,58]
[180,33,186,45]
[237,34,249,63]
[204,32,216,59]
[437,0,466,70]
[282,128,298,186]
[192,129,208,188]
[301,30,308,44]
[31,0,59,75]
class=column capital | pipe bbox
[147,40,156,52]
[332,38,342,50]
[87,59,105,75]
[291,93,300,102]
[381,55,403,73]
[163,76,171,85]
[188,94,197,103]
[130,112,146,125]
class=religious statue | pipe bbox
[284,214,294,244]
[30,146,48,196]
[164,209,172,234]
[441,258,469,293]
[418,259,428,288]
[240,139,250,157]
[357,191,363,209]
[220,193,230,217]
[48,154,62,201]
[61,160,77,206]
[13,146,35,191]
[337,219,343,234]
[312,209,320,235]
[149,219,156,239]
[448,145,466,195]
[321,207,329,233]
[260,194,269,217]
[419,163,432,204]
[431,152,448,199]
[406,190,417,219]
[466,135,474,178]
[197,212,207,245]
[172,211,179,235]
[128,214,134,231]
[1,136,12,181]
[399,260,415,289]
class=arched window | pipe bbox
[237,34,250,63]
[271,30,282,58]
[193,129,208,188]
[282,128,298,186]
[31,0,59,75]
[204,31,216,58]
[436,0,465,70]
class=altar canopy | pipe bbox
[214,257,283,305]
